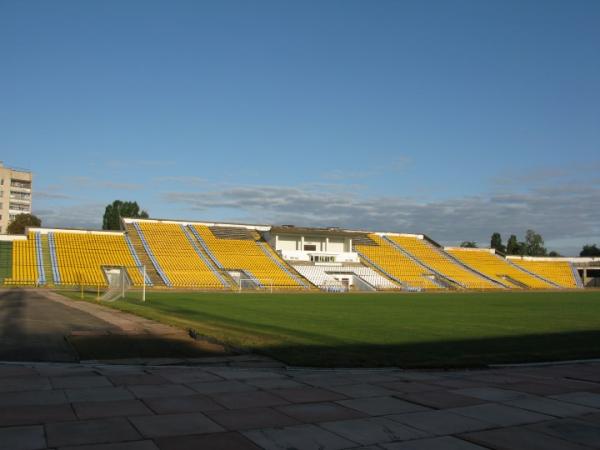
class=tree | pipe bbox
[580,244,600,257]
[524,229,547,256]
[102,200,149,230]
[506,234,520,255]
[548,251,562,257]
[7,213,42,234]
[490,232,505,253]
[460,241,478,248]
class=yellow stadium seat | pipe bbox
[389,236,498,289]
[447,248,556,289]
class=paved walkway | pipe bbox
[1,360,599,450]
[0,289,229,362]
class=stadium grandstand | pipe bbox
[0,217,592,291]
[445,247,558,289]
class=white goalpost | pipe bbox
[237,277,273,293]
[99,265,147,302]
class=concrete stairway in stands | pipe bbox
[124,224,165,287]
[40,234,54,286]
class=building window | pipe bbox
[10,179,31,189]
[9,203,29,212]
[310,255,335,263]
[10,191,30,201]
[304,244,317,251]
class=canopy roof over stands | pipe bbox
[270,225,368,238]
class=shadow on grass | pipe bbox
[253,329,600,368]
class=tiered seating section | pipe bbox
[192,225,305,289]
[354,234,440,289]
[388,236,498,289]
[53,231,145,287]
[446,248,554,289]
[292,264,398,290]
[5,233,39,285]
[136,222,224,288]
[0,221,585,291]
[510,259,576,288]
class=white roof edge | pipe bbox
[506,255,600,263]
[373,232,424,238]
[27,227,126,236]
[0,234,27,241]
[444,246,496,254]
[123,217,271,231]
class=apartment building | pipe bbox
[0,162,33,234]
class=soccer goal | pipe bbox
[100,265,148,302]
[237,277,273,293]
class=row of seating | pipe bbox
[355,234,441,289]
[0,227,584,290]
[52,232,145,287]
[5,234,39,285]
[389,236,499,289]
[510,259,577,288]
[136,222,225,288]
[292,263,398,290]
[446,248,554,288]
[192,225,304,289]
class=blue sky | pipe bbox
[1,0,599,255]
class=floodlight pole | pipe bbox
[142,265,146,302]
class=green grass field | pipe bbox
[63,290,600,368]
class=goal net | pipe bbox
[98,265,149,302]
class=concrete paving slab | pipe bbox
[270,387,346,403]
[0,376,52,393]
[153,431,261,450]
[65,386,134,403]
[449,403,553,427]
[51,375,113,389]
[453,387,531,402]
[210,390,289,409]
[207,368,285,380]
[550,392,600,408]
[129,412,224,438]
[578,411,600,425]
[379,381,441,394]
[206,406,300,430]
[108,374,168,386]
[149,369,223,384]
[504,396,597,418]
[73,399,153,420]
[276,401,367,423]
[59,441,160,450]
[127,384,196,399]
[0,404,76,426]
[394,390,484,409]
[243,423,357,450]
[142,394,224,414]
[246,377,307,390]
[338,396,429,416]
[328,383,397,398]
[386,409,491,435]
[320,416,429,445]
[381,436,488,450]
[0,424,46,450]
[187,380,257,395]
[461,426,591,450]
[0,365,38,378]
[526,418,600,447]
[0,389,68,407]
[46,417,141,448]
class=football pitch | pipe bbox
[67,290,600,368]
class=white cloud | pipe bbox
[163,180,600,255]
